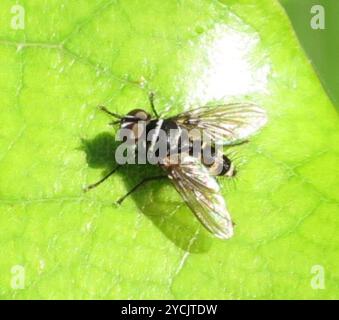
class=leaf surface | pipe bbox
[0,0,338,299]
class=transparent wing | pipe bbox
[163,154,234,239]
[172,103,267,144]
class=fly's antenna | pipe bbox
[149,92,160,118]
[98,105,123,119]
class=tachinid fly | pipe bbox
[85,93,267,239]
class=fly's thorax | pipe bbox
[146,119,181,137]
[146,119,183,157]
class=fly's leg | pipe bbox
[116,175,167,205]
[98,105,123,119]
[148,92,159,118]
[84,166,120,192]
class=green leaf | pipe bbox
[0,0,338,299]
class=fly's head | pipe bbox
[120,109,151,141]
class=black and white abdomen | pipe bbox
[207,153,236,177]
[190,141,236,177]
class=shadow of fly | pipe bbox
[84,93,267,239]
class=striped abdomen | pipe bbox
[189,141,236,177]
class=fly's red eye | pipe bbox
[127,109,150,121]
